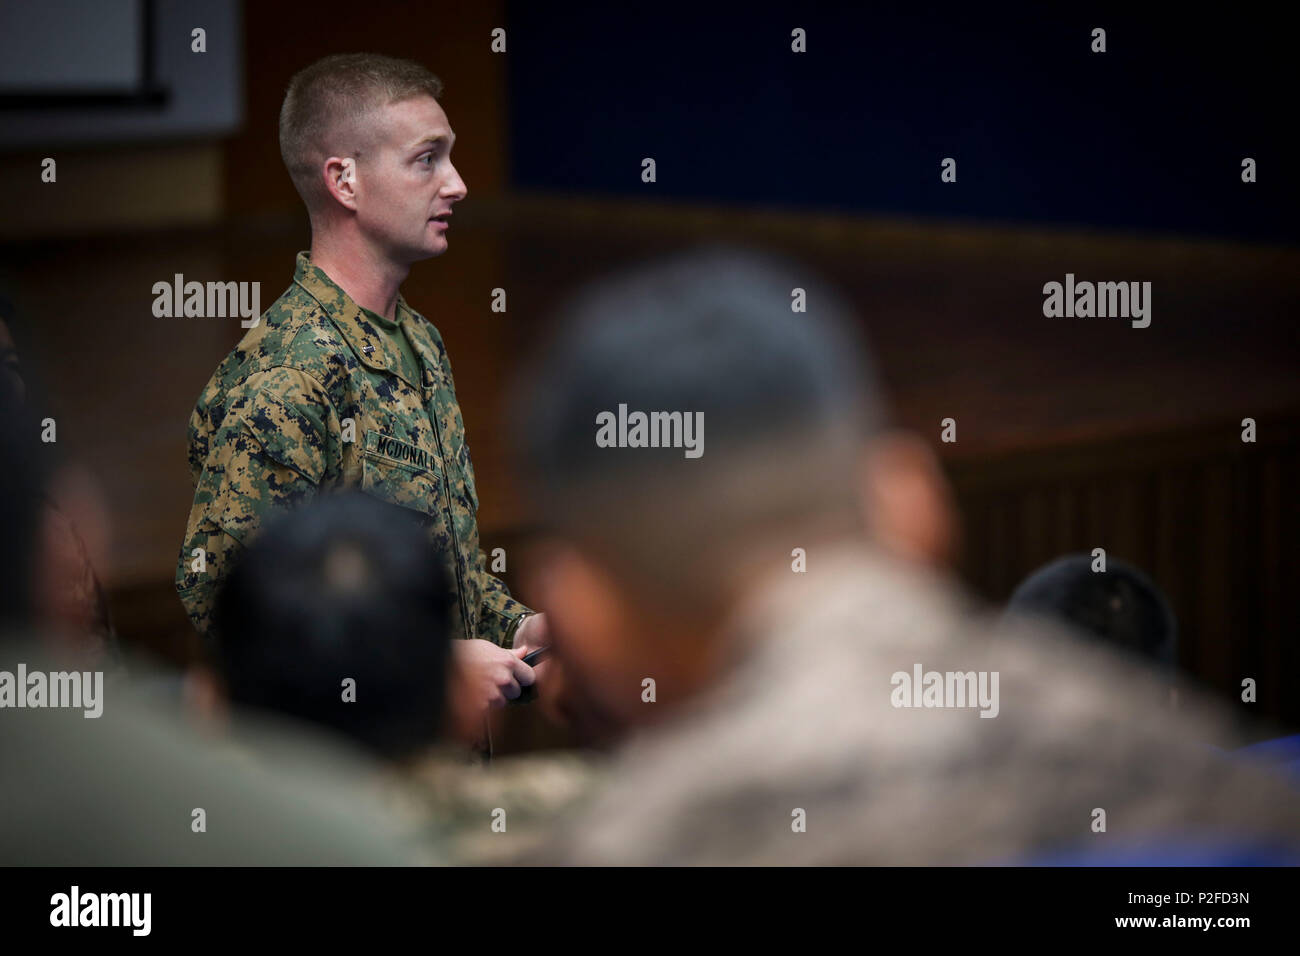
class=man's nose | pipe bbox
[444,163,468,202]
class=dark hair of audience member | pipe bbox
[214,493,453,760]
[1008,554,1178,669]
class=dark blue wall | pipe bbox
[507,4,1296,242]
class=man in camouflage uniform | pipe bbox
[178,53,546,722]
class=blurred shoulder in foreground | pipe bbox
[0,641,420,865]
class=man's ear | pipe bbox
[323,157,359,211]
[857,430,959,569]
[520,538,640,743]
[520,538,627,662]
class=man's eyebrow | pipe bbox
[410,132,455,151]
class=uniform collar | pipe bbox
[292,251,423,388]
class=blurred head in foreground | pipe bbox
[514,245,954,736]
[510,248,1300,867]
[214,492,452,761]
[1008,554,1178,670]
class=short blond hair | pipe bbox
[279,53,444,212]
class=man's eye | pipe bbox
[419,154,435,167]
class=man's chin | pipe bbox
[395,239,447,265]
[420,234,449,258]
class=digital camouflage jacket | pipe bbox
[176,252,530,648]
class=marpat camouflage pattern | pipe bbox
[177,252,529,648]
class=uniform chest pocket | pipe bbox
[359,430,445,520]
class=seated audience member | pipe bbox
[1008,554,1177,669]
[510,245,1300,865]
[1,310,120,670]
[213,492,453,760]
[213,492,599,861]
[1007,554,1181,708]
[0,400,415,865]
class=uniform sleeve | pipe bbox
[426,323,535,647]
[475,554,532,647]
[176,368,335,646]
